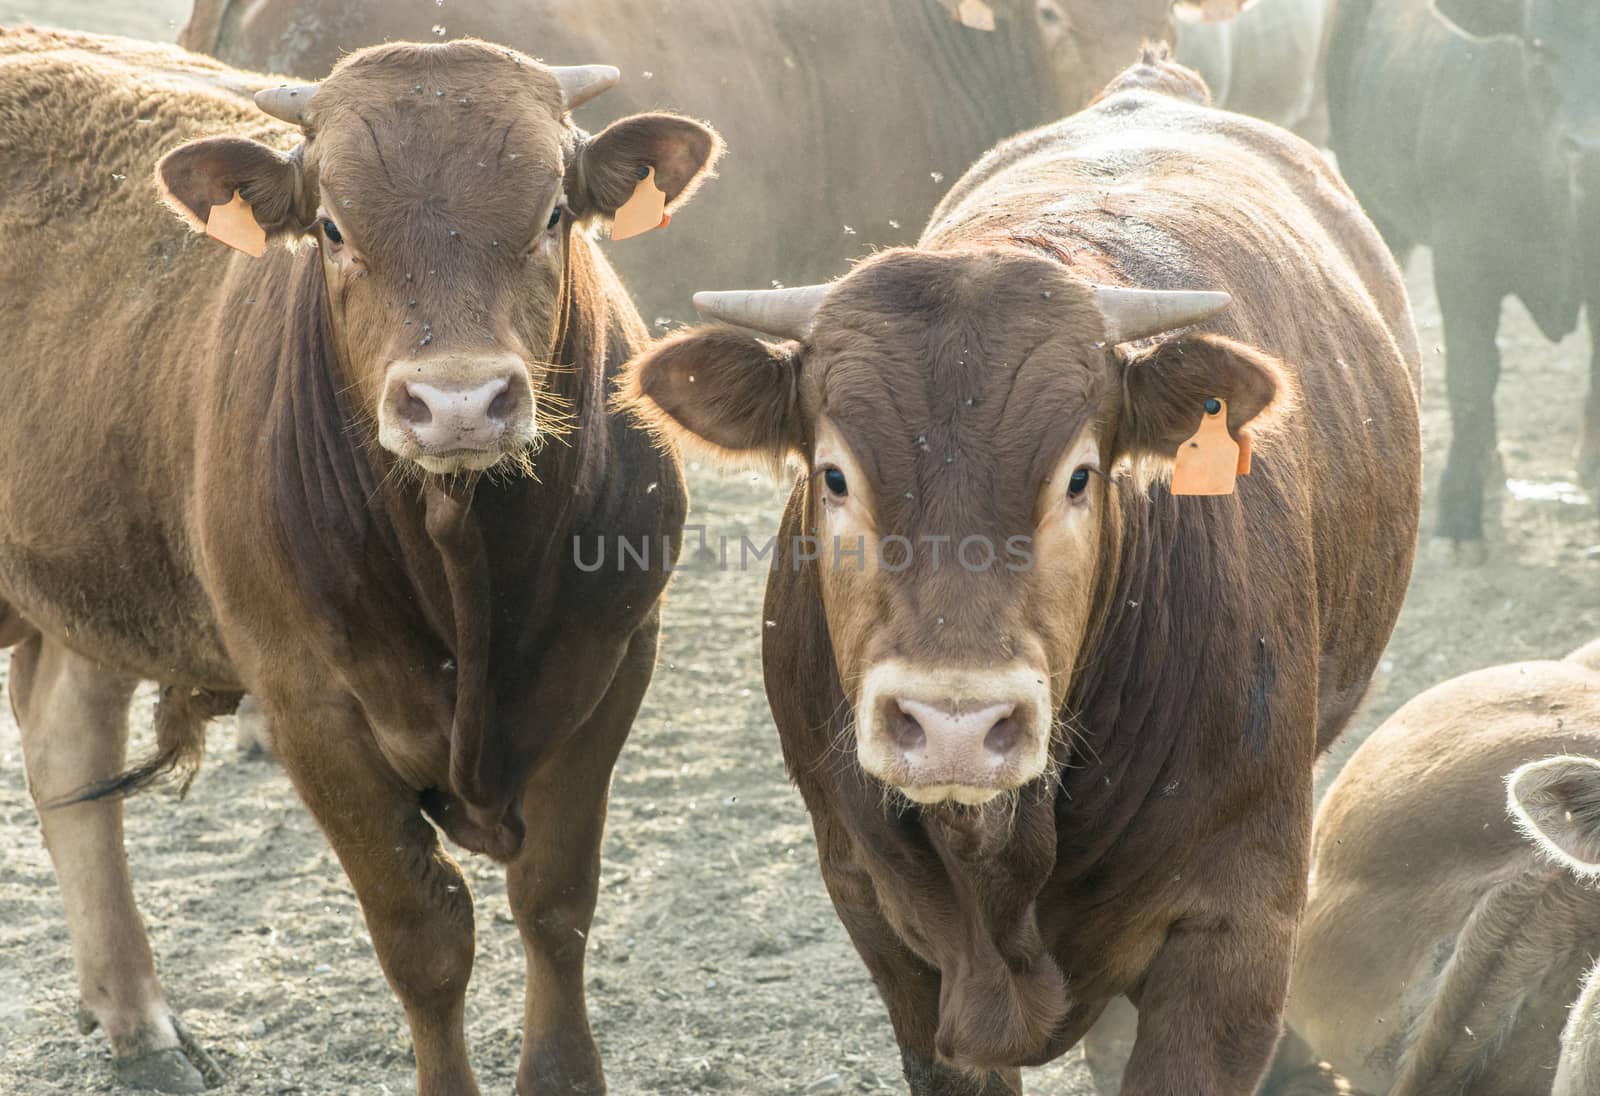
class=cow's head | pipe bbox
[626,250,1283,806]
[1023,0,1251,111]
[158,40,719,476]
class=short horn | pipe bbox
[692,286,830,341]
[552,64,620,111]
[254,83,319,125]
[1093,286,1232,344]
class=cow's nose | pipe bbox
[883,698,1029,800]
[378,354,536,470]
[398,377,515,450]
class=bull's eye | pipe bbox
[547,206,563,231]
[321,219,343,246]
[822,466,848,498]
[1067,466,1091,500]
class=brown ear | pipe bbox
[1117,332,1287,462]
[157,136,306,240]
[572,112,723,220]
[623,327,802,462]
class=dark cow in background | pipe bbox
[626,48,1419,1096]
[178,0,1254,321]
[1328,0,1600,553]
[0,27,718,1095]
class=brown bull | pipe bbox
[178,0,1254,321]
[624,49,1419,1095]
[0,27,718,1095]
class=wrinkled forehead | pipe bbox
[308,45,568,220]
[806,252,1113,505]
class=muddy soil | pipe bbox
[1,4,1598,1094]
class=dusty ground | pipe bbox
[2,4,1599,1094]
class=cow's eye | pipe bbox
[1067,466,1091,500]
[321,219,343,246]
[822,466,848,497]
[547,205,563,231]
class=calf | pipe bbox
[1258,641,1600,1094]
[625,49,1419,1095]
[0,27,718,1095]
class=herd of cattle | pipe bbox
[0,0,1595,1094]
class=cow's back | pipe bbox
[0,30,293,679]
[927,84,1421,736]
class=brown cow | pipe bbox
[0,26,717,1095]
[1252,641,1600,1096]
[178,0,1253,321]
[623,48,1419,1096]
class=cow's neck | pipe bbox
[264,238,616,854]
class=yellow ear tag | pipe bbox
[205,190,266,258]
[611,165,668,242]
[956,0,997,30]
[1170,398,1241,496]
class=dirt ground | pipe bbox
[2,3,1599,1094]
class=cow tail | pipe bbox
[46,686,242,807]
[1390,868,1587,1095]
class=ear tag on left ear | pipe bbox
[1170,397,1240,496]
[611,165,668,242]
[205,190,266,258]
[956,0,997,30]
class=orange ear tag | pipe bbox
[956,0,997,30]
[1170,398,1241,496]
[611,166,668,241]
[205,190,266,258]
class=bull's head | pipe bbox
[157,40,720,476]
[625,250,1283,806]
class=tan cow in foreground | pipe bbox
[179,0,1255,321]
[625,48,1419,1095]
[0,27,717,1094]
[1263,641,1600,1095]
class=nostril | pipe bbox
[892,709,926,752]
[984,717,1022,758]
[487,383,517,423]
[400,385,433,426]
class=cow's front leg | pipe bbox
[504,624,657,1095]
[273,697,479,1096]
[1117,905,1297,1096]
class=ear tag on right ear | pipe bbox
[956,0,997,30]
[1171,397,1240,496]
[205,190,266,258]
[611,166,668,242]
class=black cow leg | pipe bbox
[1432,247,1506,549]
[1580,303,1600,494]
[505,623,658,1096]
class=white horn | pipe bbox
[1093,286,1232,344]
[254,83,319,125]
[552,64,620,111]
[692,286,830,341]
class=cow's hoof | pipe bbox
[114,1048,207,1093]
[1427,537,1488,566]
